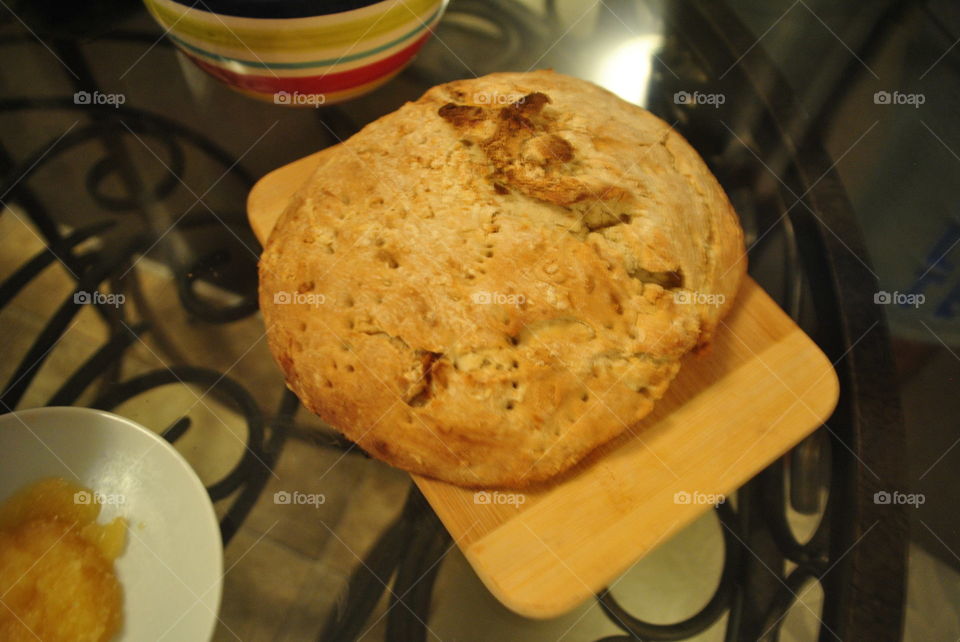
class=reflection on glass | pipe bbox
[595,35,663,107]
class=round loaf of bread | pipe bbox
[259,70,746,488]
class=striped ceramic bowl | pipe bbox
[144,0,448,105]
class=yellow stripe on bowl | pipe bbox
[145,0,441,55]
[162,4,441,66]
[173,9,441,77]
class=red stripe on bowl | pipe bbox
[186,32,431,95]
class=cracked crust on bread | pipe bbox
[259,70,746,488]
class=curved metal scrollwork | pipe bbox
[0,32,290,545]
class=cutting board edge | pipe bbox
[460,545,601,620]
[455,323,839,619]
[247,148,329,245]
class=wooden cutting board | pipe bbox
[248,150,840,619]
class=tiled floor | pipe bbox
[2,201,959,642]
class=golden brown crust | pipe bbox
[259,71,746,488]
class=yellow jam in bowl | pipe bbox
[0,477,126,641]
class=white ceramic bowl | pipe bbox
[0,407,223,641]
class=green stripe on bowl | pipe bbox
[166,5,440,70]
[145,0,442,54]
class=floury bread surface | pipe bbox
[259,70,746,487]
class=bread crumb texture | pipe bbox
[260,70,746,487]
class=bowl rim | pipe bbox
[164,0,389,20]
